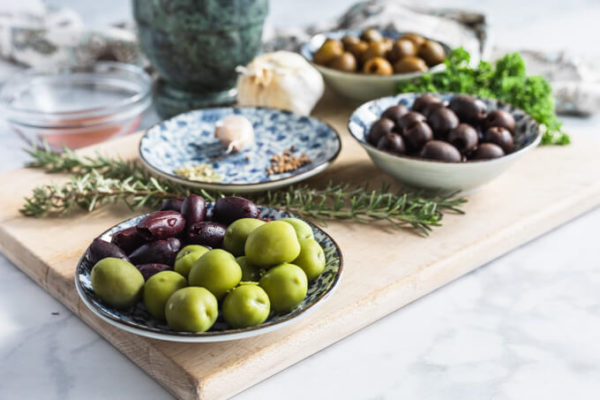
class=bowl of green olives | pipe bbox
[348,93,542,192]
[300,29,450,102]
[75,195,343,342]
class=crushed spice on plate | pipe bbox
[266,147,311,175]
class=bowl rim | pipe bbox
[138,106,343,189]
[0,61,152,123]
[300,29,450,79]
[347,92,543,166]
[74,207,344,342]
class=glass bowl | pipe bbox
[0,62,152,150]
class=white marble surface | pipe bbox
[1,1,600,399]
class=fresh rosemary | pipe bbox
[21,144,466,235]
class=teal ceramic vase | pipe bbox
[133,0,269,118]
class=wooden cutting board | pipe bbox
[1,93,599,400]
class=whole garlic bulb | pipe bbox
[236,51,324,116]
[214,115,255,153]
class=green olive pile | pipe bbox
[367,94,517,162]
[88,194,327,333]
[313,29,446,75]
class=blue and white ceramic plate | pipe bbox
[74,205,344,342]
[139,107,342,193]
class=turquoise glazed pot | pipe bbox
[133,0,269,118]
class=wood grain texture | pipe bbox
[0,94,599,400]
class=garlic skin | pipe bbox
[214,115,255,153]
[236,51,324,116]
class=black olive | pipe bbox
[376,133,406,154]
[449,94,487,125]
[412,94,442,114]
[420,140,461,162]
[483,127,514,153]
[396,111,426,131]
[403,121,433,151]
[381,105,409,126]
[448,123,479,154]
[427,107,459,139]
[484,110,516,133]
[367,118,395,145]
[474,143,505,159]
[421,102,446,118]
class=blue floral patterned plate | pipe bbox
[74,205,343,342]
[139,107,342,193]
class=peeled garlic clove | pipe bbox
[214,115,255,153]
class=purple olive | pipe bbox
[403,121,433,151]
[483,127,514,153]
[376,133,406,154]
[397,111,426,131]
[129,237,181,266]
[159,197,184,212]
[484,110,515,133]
[427,107,459,139]
[181,194,207,225]
[212,196,261,224]
[420,140,462,162]
[474,143,505,159]
[381,105,409,126]
[111,226,147,255]
[449,94,487,125]
[89,238,129,264]
[412,94,442,114]
[448,123,479,154]
[367,118,395,146]
[187,221,227,248]
[136,211,186,241]
[136,263,173,281]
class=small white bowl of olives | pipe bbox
[348,93,542,192]
[300,29,450,102]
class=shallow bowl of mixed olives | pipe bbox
[300,29,449,101]
[348,93,542,192]
[75,194,343,342]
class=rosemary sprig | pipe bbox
[21,144,467,235]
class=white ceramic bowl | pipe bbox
[348,93,542,192]
[300,29,449,102]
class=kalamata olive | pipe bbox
[403,121,433,151]
[111,226,147,255]
[381,105,409,126]
[484,110,516,133]
[418,40,445,66]
[449,94,487,125]
[330,52,357,73]
[213,196,261,224]
[136,263,173,281]
[402,33,426,47]
[363,57,393,75]
[412,94,442,114]
[394,56,428,73]
[474,143,505,159]
[181,194,207,225]
[389,39,416,62]
[187,221,227,248]
[448,123,479,154]
[483,127,514,153]
[89,238,129,264]
[360,28,384,42]
[427,107,459,138]
[397,111,426,131]
[129,237,181,266]
[376,133,406,154]
[159,198,184,212]
[420,140,461,162]
[367,118,395,145]
[136,211,186,241]
[363,41,389,61]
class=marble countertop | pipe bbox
[1,1,599,399]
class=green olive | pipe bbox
[313,39,344,66]
[222,284,270,328]
[363,57,393,75]
[188,249,242,299]
[282,218,314,241]
[346,40,369,63]
[394,56,428,73]
[165,287,218,332]
[402,33,426,47]
[341,35,361,49]
[418,40,446,66]
[143,271,187,321]
[360,28,384,42]
[363,41,389,61]
[389,39,416,62]
[245,221,301,267]
[236,256,264,282]
[223,218,265,256]
[293,239,326,281]
[91,257,144,309]
[330,52,357,73]
[174,245,209,278]
[259,263,308,313]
